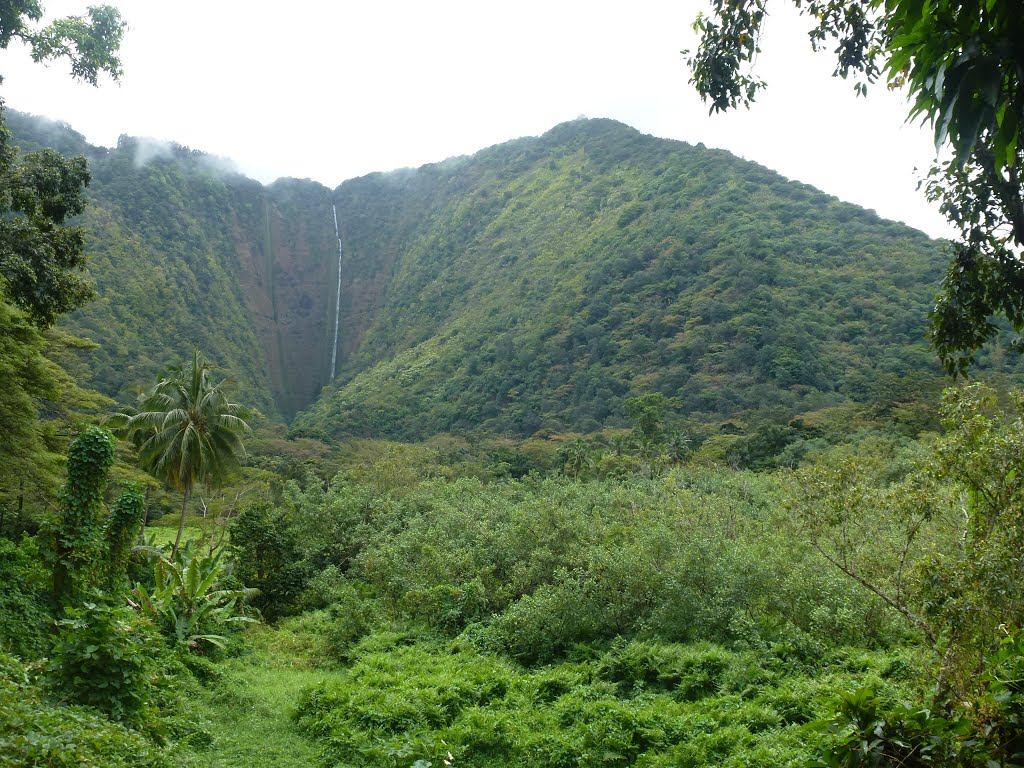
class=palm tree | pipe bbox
[559,439,593,481]
[113,350,250,556]
[666,431,691,465]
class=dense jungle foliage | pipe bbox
[4,385,1024,767]
[6,109,289,418]
[3,107,1024,767]
[296,119,963,440]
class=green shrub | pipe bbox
[134,545,256,652]
[229,500,307,620]
[596,641,731,700]
[48,598,164,726]
[752,677,828,726]
[322,578,381,660]
[489,575,606,663]
[807,687,971,767]
[401,577,489,633]
[0,536,51,657]
[809,630,1024,767]
[0,650,173,767]
[293,632,914,768]
[296,638,515,765]
[254,470,899,663]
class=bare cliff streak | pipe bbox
[330,203,343,380]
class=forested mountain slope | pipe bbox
[10,112,967,436]
[8,111,337,420]
[295,119,953,438]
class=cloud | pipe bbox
[196,152,239,177]
[131,136,172,168]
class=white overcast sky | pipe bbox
[0,0,952,239]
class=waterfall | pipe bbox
[329,204,343,380]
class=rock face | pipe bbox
[9,112,339,419]
[224,181,337,418]
[9,112,959,436]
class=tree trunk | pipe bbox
[172,487,190,558]
[138,487,150,545]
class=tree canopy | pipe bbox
[0,134,93,326]
[686,0,1024,374]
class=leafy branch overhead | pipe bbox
[0,2,125,323]
[686,0,1024,374]
[0,2,125,85]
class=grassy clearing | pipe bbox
[143,510,229,550]
[144,525,205,549]
[187,623,346,768]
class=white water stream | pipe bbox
[330,204,342,380]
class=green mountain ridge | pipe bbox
[295,118,955,438]
[7,111,981,438]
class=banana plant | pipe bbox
[133,543,257,651]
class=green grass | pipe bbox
[144,511,228,550]
[187,623,346,768]
[144,525,205,549]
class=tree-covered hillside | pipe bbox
[296,119,965,439]
[10,111,1002,438]
[7,111,337,420]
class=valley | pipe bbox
[3,107,1024,768]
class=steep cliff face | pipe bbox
[225,179,337,418]
[9,112,342,419]
[331,168,455,361]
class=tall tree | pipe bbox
[0,1,125,322]
[113,350,251,556]
[624,393,670,446]
[49,425,114,606]
[0,134,93,325]
[0,2,124,530]
[795,383,1024,702]
[686,0,1024,373]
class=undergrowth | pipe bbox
[292,631,924,768]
